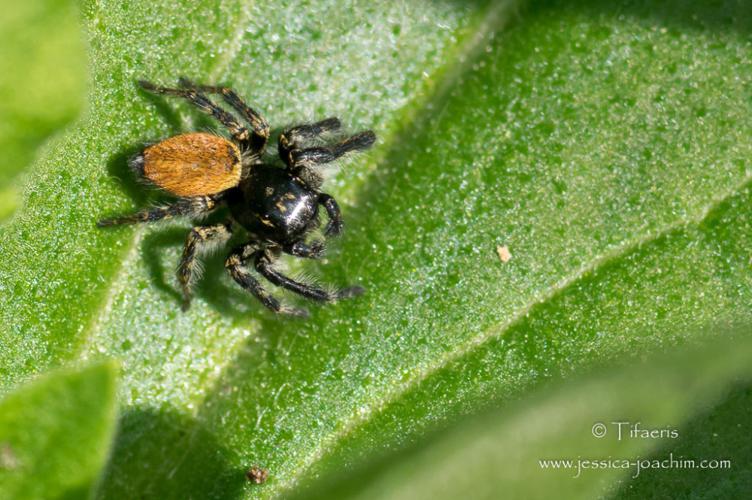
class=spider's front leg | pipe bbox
[97,196,217,227]
[278,117,342,162]
[286,131,376,170]
[283,130,376,188]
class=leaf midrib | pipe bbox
[76,0,256,407]
[141,1,528,496]
[78,0,523,414]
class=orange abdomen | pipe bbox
[139,132,242,197]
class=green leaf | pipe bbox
[615,380,752,499]
[0,0,86,220]
[0,0,494,386]
[1,0,751,498]
[289,331,752,500]
[0,362,118,500]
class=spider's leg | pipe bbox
[255,250,363,302]
[97,196,217,227]
[317,193,343,237]
[287,130,376,169]
[178,78,270,156]
[225,244,308,317]
[138,80,252,147]
[177,222,232,310]
[278,117,342,163]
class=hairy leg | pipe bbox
[138,80,252,147]
[278,117,342,162]
[177,222,232,309]
[178,77,270,155]
[97,196,216,227]
[288,130,376,169]
[225,244,308,317]
[255,251,364,302]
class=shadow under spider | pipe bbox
[139,222,247,317]
[105,142,152,207]
[139,218,328,321]
[103,86,187,208]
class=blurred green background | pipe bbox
[0,0,85,220]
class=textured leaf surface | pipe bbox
[0,0,751,498]
[291,332,752,500]
[0,362,118,500]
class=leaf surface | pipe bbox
[0,0,750,498]
[290,332,752,500]
[0,0,86,220]
[0,362,118,500]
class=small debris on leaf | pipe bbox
[496,245,512,263]
[246,465,269,484]
[0,443,19,470]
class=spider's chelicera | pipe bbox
[98,78,375,317]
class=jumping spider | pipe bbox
[98,78,375,317]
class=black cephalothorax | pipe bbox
[98,78,375,317]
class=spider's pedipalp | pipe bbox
[284,239,325,259]
[317,193,343,237]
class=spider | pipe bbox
[98,78,375,317]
